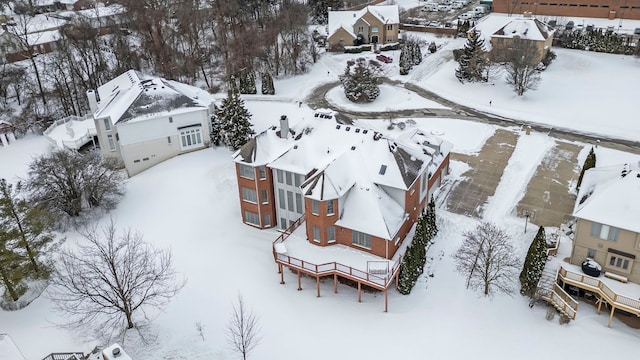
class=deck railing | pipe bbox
[272,215,401,290]
[44,114,96,150]
[558,266,640,315]
[41,352,84,360]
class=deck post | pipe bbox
[384,289,388,313]
[607,306,615,328]
[316,276,320,297]
[334,274,338,294]
[358,282,362,303]
[297,270,302,291]
[279,264,285,285]
[597,297,603,314]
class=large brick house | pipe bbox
[233,111,451,259]
[327,5,399,50]
[570,163,640,284]
[494,0,640,20]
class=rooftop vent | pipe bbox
[293,145,298,149]
[355,128,360,133]
[363,130,368,134]
[345,126,351,131]
[112,347,121,357]
[336,125,341,129]
[351,146,356,150]
[622,163,629,177]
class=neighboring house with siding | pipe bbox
[570,163,640,283]
[327,5,399,50]
[90,70,215,177]
[233,111,451,259]
[488,12,554,64]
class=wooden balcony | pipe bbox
[558,266,640,327]
[272,215,401,312]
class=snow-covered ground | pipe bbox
[2,20,640,360]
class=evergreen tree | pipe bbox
[238,69,256,94]
[0,223,29,301]
[216,86,255,150]
[577,147,597,190]
[0,179,55,277]
[308,0,343,24]
[261,71,275,95]
[412,43,422,66]
[398,244,415,295]
[426,195,438,241]
[209,112,224,147]
[519,226,548,297]
[399,45,411,75]
[339,58,382,103]
[455,30,489,83]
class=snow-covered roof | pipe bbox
[327,5,399,38]
[492,17,555,41]
[93,70,215,124]
[573,163,640,234]
[26,28,60,45]
[0,334,27,360]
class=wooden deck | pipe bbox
[272,215,401,312]
[558,266,640,327]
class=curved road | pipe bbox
[305,79,640,154]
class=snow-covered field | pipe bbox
[2,18,640,359]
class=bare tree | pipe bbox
[49,220,186,336]
[26,150,125,218]
[227,295,261,360]
[453,222,520,296]
[504,41,541,96]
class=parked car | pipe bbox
[376,54,392,63]
[421,2,439,11]
[473,6,486,14]
[565,20,574,30]
[452,1,464,9]
[635,27,640,35]
[458,12,474,20]
[438,4,452,11]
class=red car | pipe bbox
[376,54,392,63]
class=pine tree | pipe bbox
[210,112,223,146]
[261,71,275,95]
[455,30,489,83]
[0,179,55,277]
[577,147,597,190]
[238,70,256,95]
[398,244,415,295]
[426,195,438,241]
[412,43,422,65]
[339,58,381,102]
[0,225,29,301]
[399,45,411,75]
[216,87,255,150]
[519,226,548,297]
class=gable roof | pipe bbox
[573,163,640,233]
[0,334,27,360]
[327,5,399,39]
[492,17,555,41]
[93,70,215,124]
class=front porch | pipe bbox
[272,216,402,312]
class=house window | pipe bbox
[311,199,319,215]
[587,249,596,258]
[167,136,172,144]
[259,166,266,179]
[169,116,173,123]
[244,211,259,226]
[241,187,257,203]
[386,36,393,42]
[107,134,116,151]
[239,164,254,179]
[179,126,203,149]
[386,24,393,30]
[263,213,271,227]
[326,200,334,215]
[422,174,428,195]
[352,231,371,249]
[295,174,303,187]
[295,193,303,214]
[313,226,320,242]
[278,189,285,209]
[286,171,292,185]
[287,191,294,211]
[371,25,379,33]
[327,226,335,243]
[277,169,283,183]
[606,253,633,274]
[358,26,364,32]
[590,223,618,241]
[103,118,111,131]
[280,217,287,230]
[261,189,268,204]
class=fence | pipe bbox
[43,114,96,150]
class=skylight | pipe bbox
[379,165,387,175]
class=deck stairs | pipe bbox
[532,269,578,320]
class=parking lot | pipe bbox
[403,0,488,28]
